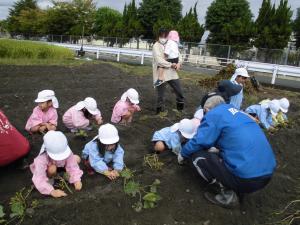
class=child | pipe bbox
[154,30,180,87]
[111,88,141,125]
[25,90,59,133]
[258,98,289,126]
[152,118,196,155]
[230,67,250,110]
[82,123,124,179]
[63,97,103,133]
[276,98,289,125]
[245,99,280,130]
[30,131,83,198]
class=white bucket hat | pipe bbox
[35,90,59,108]
[171,119,196,139]
[121,88,139,105]
[97,123,119,145]
[279,98,289,113]
[268,100,280,116]
[75,97,100,115]
[231,67,249,81]
[39,131,71,161]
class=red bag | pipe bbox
[0,111,30,166]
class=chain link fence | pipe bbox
[2,33,300,67]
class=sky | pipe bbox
[1,0,300,22]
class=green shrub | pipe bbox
[0,39,73,60]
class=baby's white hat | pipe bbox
[35,90,59,108]
[39,131,71,161]
[171,118,197,139]
[75,97,100,115]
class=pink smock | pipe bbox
[111,100,140,123]
[30,153,83,195]
[62,105,101,129]
[25,106,58,131]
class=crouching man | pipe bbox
[178,96,276,207]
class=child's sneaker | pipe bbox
[154,79,164,87]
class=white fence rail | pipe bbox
[52,43,300,85]
[235,60,300,84]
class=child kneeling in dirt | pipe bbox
[82,123,124,179]
[245,99,281,130]
[111,88,141,125]
[63,97,103,133]
[152,118,197,155]
[259,98,290,127]
[25,90,59,134]
[30,131,83,198]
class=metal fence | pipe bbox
[2,33,300,67]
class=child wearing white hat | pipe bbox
[25,90,59,133]
[152,119,197,155]
[82,124,124,179]
[230,67,250,110]
[111,88,141,125]
[258,98,289,127]
[63,97,103,133]
[245,99,281,130]
[30,131,83,198]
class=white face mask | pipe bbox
[159,38,167,44]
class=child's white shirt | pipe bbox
[164,40,179,59]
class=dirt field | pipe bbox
[0,62,300,225]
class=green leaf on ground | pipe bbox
[124,181,140,197]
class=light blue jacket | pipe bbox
[82,140,124,173]
[152,127,182,153]
[245,104,273,129]
[230,81,243,110]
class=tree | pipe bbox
[205,0,254,47]
[44,2,78,36]
[138,0,182,39]
[122,0,144,39]
[94,7,123,46]
[14,8,47,35]
[293,8,300,49]
[177,3,204,44]
[6,0,38,34]
[70,0,96,36]
[255,0,292,49]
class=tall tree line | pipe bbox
[1,0,298,50]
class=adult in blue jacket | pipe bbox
[179,97,276,207]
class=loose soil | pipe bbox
[0,62,300,225]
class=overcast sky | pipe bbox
[1,0,300,22]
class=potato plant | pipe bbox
[120,168,162,212]
[0,187,38,225]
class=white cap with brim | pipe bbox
[170,119,196,139]
[279,98,289,113]
[268,100,280,116]
[98,124,120,145]
[121,88,140,105]
[39,131,71,161]
[74,97,100,115]
[35,90,59,108]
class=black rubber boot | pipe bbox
[176,102,185,111]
